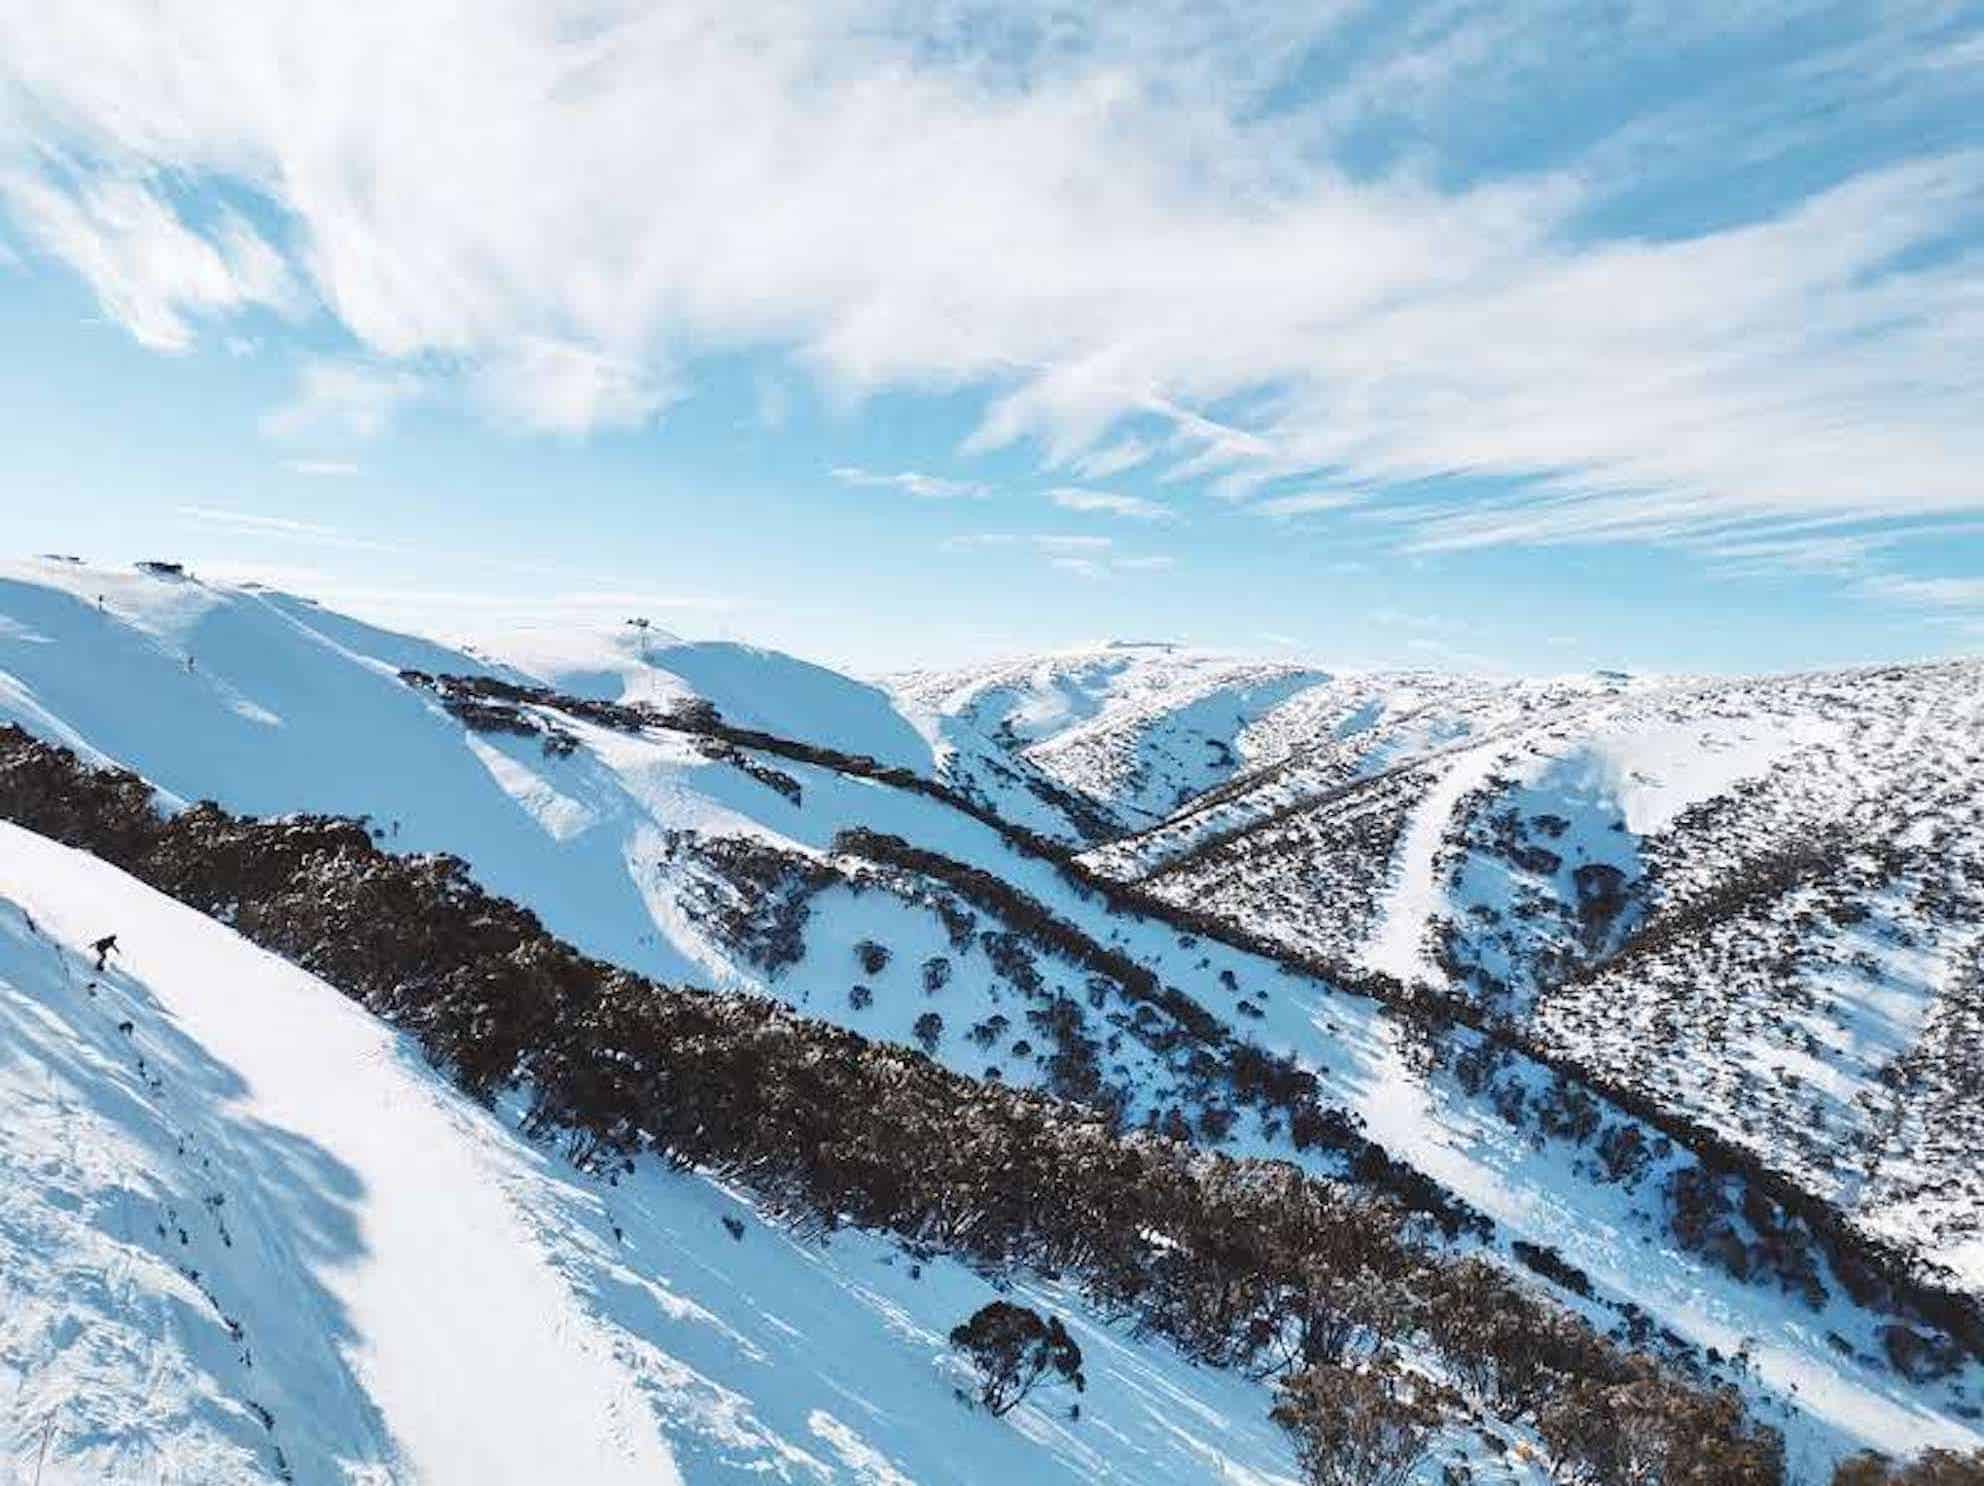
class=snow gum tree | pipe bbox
[949,1302,1086,1417]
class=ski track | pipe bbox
[1362,745,1508,984]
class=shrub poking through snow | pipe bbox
[1832,1449,1984,1485]
[913,1011,943,1054]
[1270,1363,1436,1486]
[950,1302,1085,1417]
[0,726,1799,1482]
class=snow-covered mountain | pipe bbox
[0,823,1309,1485]
[891,644,1332,831]
[910,641,1984,1289]
[1071,663,1984,1292]
[2,556,1980,1482]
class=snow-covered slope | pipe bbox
[1098,661,1984,1294]
[0,822,1319,1484]
[4,557,1982,1476]
[891,645,1331,829]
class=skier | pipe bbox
[91,933,119,971]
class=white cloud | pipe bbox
[1693,531,1895,578]
[1048,487,1175,521]
[285,459,360,477]
[1046,552,1176,580]
[178,505,345,539]
[1071,439,1155,480]
[474,338,673,435]
[1252,490,1365,520]
[0,0,1976,557]
[945,532,1170,577]
[1034,534,1114,555]
[1049,556,1107,579]
[833,466,991,500]
[1862,575,1984,609]
[940,532,1021,551]
[263,359,421,442]
[176,504,395,552]
[0,175,296,350]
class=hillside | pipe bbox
[2,556,1981,1480]
[0,820,1330,1484]
[1058,661,1984,1296]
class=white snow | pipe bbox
[1362,747,1510,985]
[0,823,1328,1484]
[4,557,1981,1480]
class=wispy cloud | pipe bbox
[1252,490,1364,521]
[1046,553,1179,579]
[1692,530,1900,579]
[1048,487,1176,521]
[1050,555,1108,579]
[0,175,296,351]
[945,531,1171,577]
[1071,439,1156,480]
[1034,534,1114,555]
[179,506,346,540]
[940,532,1021,551]
[832,466,991,500]
[263,360,421,442]
[475,338,674,435]
[176,504,394,552]
[1861,574,1984,609]
[284,459,361,477]
[1,0,1978,565]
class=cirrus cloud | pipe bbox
[1048,487,1176,521]
[832,466,992,500]
[0,0,1977,562]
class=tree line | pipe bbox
[392,672,1982,1364]
[0,724,1790,1482]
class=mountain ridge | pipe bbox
[2,555,1980,1480]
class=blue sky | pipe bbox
[0,1,1979,675]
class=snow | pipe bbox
[454,615,937,778]
[0,823,677,1485]
[0,824,1328,1484]
[4,557,1981,1477]
[892,646,1329,826]
[1552,707,1839,838]
[1362,745,1511,985]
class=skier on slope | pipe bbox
[91,934,119,971]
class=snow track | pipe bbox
[1361,746,1509,985]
